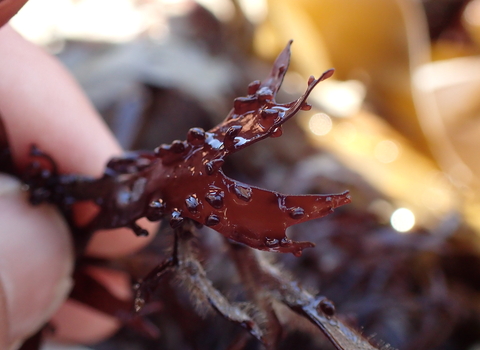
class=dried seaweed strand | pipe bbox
[135,222,265,343]
[229,244,384,350]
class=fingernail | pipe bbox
[0,174,74,349]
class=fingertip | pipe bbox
[49,300,120,345]
[49,267,132,344]
[0,174,73,348]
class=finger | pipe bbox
[0,25,156,344]
[0,174,73,349]
[49,266,132,344]
[0,25,156,257]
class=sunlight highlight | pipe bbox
[390,208,415,233]
[308,113,333,136]
[374,140,400,164]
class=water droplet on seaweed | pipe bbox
[205,214,220,226]
[318,298,336,317]
[185,195,200,213]
[205,189,224,209]
[170,140,186,154]
[187,127,206,145]
[289,207,305,219]
[146,199,166,221]
[170,209,184,228]
[265,238,279,248]
[233,184,252,202]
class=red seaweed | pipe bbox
[23,41,350,256]
[1,42,378,350]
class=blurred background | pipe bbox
[11,0,480,349]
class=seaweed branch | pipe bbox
[135,222,265,343]
[229,244,385,350]
[21,42,350,256]
[0,42,383,350]
[134,222,384,350]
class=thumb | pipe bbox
[0,174,74,349]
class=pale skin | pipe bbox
[0,21,156,350]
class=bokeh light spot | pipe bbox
[390,208,415,233]
[309,113,333,136]
[374,140,399,164]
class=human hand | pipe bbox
[0,0,28,28]
[0,24,155,349]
